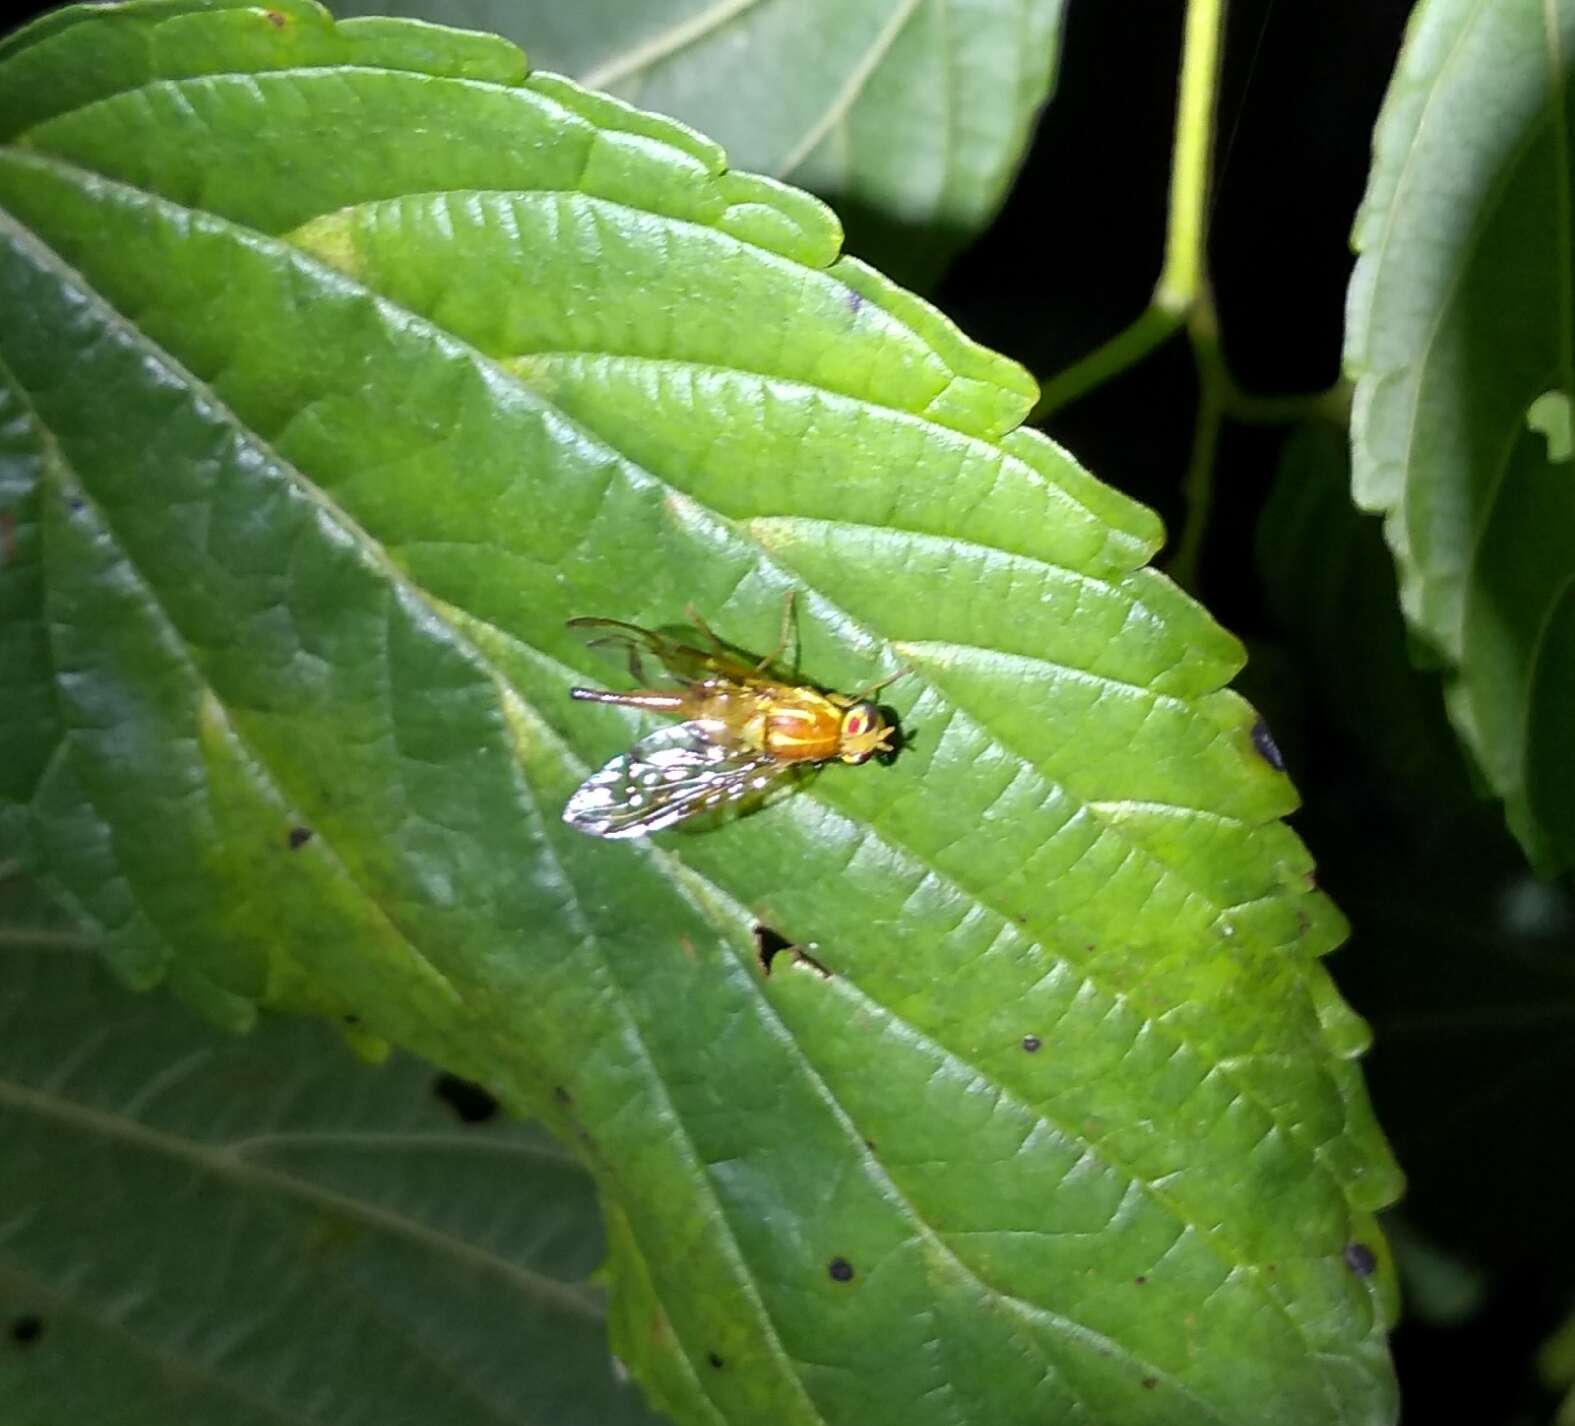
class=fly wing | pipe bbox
[563,721,789,839]
[567,616,759,688]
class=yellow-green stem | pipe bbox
[1031,307,1183,419]
[1168,296,1228,590]
[1157,0,1227,313]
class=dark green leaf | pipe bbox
[1,5,1400,1422]
[0,903,661,1426]
[1542,1307,1575,1421]
[1255,423,1474,805]
[1309,788,1575,1272]
[325,0,1070,289]
[1346,0,1575,873]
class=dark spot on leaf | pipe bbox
[433,1073,499,1123]
[828,1257,854,1283]
[0,510,15,566]
[754,924,792,974]
[1134,1274,1148,1286]
[707,1351,724,1369]
[287,825,313,850]
[1142,1377,1158,1391]
[864,1138,877,1152]
[1344,1242,1377,1277]
[1251,717,1285,770]
[341,1013,360,1026]
[264,8,287,25]
[1022,1034,1042,1053]
[554,1085,573,1106]
[66,496,84,513]
[10,1315,42,1347]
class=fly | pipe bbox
[562,599,899,839]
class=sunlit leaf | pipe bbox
[0,4,1400,1423]
[1345,0,1575,873]
[326,0,1069,289]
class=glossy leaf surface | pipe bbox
[1346,0,1575,872]
[0,5,1399,1423]
[326,0,1068,288]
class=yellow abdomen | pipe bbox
[761,693,843,764]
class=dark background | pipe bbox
[938,4,1575,1423]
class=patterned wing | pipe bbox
[567,616,759,688]
[563,721,790,839]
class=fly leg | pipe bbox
[685,589,797,674]
[754,589,797,673]
[843,666,909,703]
[570,688,690,712]
[684,604,729,659]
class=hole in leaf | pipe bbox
[754,924,834,979]
[10,1316,43,1347]
[754,924,792,974]
[1527,390,1573,462]
[433,1073,499,1124]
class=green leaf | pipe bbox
[1543,1305,1575,1422]
[1345,0,1575,873]
[1306,782,1575,1272]
[0,897,662,1426]
[1255,423,1475,804]
[324,0,1069,290]
[0,4,1399,1423]
[1380,1218,1484,1330]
